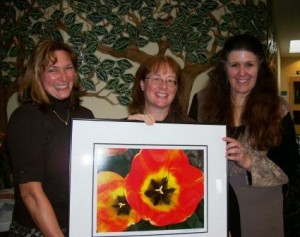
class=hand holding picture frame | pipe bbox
[69,120,227,237]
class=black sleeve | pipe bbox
[188,93,198,121]
[267,112,300,180]
[7,106,46,183]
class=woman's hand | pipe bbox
[127,114,156,125]
[223,137,252,170]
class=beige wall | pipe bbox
[280,57,300,102]
[7,72,209,120]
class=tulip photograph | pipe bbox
[95,147,206,234]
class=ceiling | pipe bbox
[272,0,300,58]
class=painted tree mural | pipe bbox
[0,0,273,132]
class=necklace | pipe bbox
[52,109,70,125]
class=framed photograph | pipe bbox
[69,120,227,237]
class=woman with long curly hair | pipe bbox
[189,34,299,237]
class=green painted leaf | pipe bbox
[117,95,131,106]
[85,42,98,54]
[101,33,117,44]
[169,43,183,53]
[144,0,156,7]
[126,23,138,38]
[221,13,235,23]
[0,47,8,58]
[106,78,119,90]
[109,67,124,77]
[0,62,10,71]
[118,4,130,15]
[186,53,198,64]
[68,23,84,35]
[219,0,231,4]
[64,12,76,26]
[131,0,143,11]
[51,31,63,41]
[31,22,43,34]
[73,2,91,13]
[121,73,134,83]
[113,37,131,51]
[117,59,133,70]
[19,16,31,27]
[51,10,64,20]
[115,83,129,94]
[17,28,31,37]
[100,59,115,70]
[14,0,30,10]
[96,68,108,82]
[80,78,96,91]
[201,0,219,11]
[178,4,189,14]
[104,0,119,8]
[138,7,153,17]
[93,25,108,36]
[123,88,132,97]
[0,76,13,86]
[227,3,237,12]
[188,15,202,27]
[198,24,209,33]
[30,8,44,20]
[25,37,35,50]
[83,31,98,42]
[161,3,173,13]
[44,19,57,29]
[9,46,19,57]
[142,17,156,27]
[68,36,85,46]
[200,34,212,44]
[185,43,198,53]
[205,18,216,27]
[37,0,53,9]
[186,31,199,42]
[107,14,122,25]
[97,5,111,15]
[134,37,148,48]
[87,12,103,23]
[198,53,209,63]
[196,8,207,17]
[85,54,99,64]
[111,25,124,35]
[8,68,19,78]
[79,64,94,75]
[184,0,200,9]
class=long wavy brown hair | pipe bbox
[18,39,82,109]
[128,55,183,115]
[198,34,282,150]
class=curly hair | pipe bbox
[18,39,82,109]
[128,55,183,115]
[198,34,282,150]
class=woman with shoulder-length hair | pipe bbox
[7,39,94,236]
[128,55,194,124]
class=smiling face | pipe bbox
[41,50,75,100]
[140,65,177,114]
[226,50,260,98]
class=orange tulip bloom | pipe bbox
[97,171,141,232]
[125,149,204,226]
